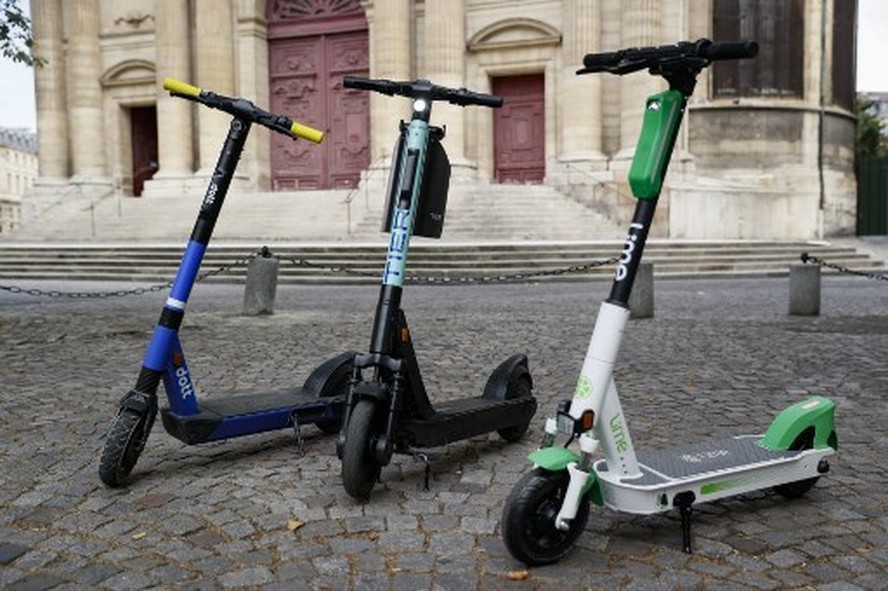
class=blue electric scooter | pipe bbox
[98,79,356,488]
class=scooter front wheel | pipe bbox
[341,400,382,500]
[98,408,154,488]
[501,467,590,566]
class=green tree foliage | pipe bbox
[0,0,43,66]
[856,97,888,160]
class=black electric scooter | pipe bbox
[332,76,538,499]
[98,78,356,488]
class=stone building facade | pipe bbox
[29,0,857,239]
[0,129,38,234]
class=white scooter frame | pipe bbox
[500,39,838,566]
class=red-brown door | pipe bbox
[493,74,545,183]
[130,106,158,197]
[269,31,369,190]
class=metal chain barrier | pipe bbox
[0,247,619,299]
[278,253,619,284]
[0,251,261,299]
[801,252,888,282]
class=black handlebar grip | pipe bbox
[582,50,623,70]
[699,40,758,61]
[343,75,383,91]
[468,93,503,108]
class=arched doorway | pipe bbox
[267,0,370,190]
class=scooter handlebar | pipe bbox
[343,75,502,108]
[580,38,758,75]
[698,40,759,61]
[162,77,324,143]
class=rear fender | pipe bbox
[482,354,531,401]
[302,351,358,396]
[761,396,838,451]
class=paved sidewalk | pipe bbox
[1,276,886,590]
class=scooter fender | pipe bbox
[482,354,531,401]
[528,447,603,505]
[761,396,838,451]
[302,350,359,396]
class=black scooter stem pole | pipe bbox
[370,284,403,354]
[606,198,656,307]
[191,118,251,245]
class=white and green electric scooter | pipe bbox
[501,38,838,566]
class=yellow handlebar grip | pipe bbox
[163,78,201,98]
[290,121,325,144]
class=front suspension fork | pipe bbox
[555,431,600,531]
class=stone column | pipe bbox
[615,0,661,165]
[235,1,270,190]
[424,0,471,174]
[366,0,411,163]
[31,0,68,184]
[559,0,607,173]
[194,0,236,176]
[63,0,107,180]
[153,0,193,179]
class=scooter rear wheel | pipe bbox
[98,408,153,488]
[341,400,382,500]
[501,467,590,566]
[497,375,533,442]
[773,429,821,499]
[314,362,353,435]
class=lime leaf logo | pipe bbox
[575,376,593,398]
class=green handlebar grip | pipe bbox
[163,78,201,98]
[290,121,324,144]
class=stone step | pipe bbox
[0,241,882,285]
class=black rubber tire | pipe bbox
[497,375,533,442]
[98,408,152,488]
[341,400,382,500]
[501,467,591,566]
[774,430,820,499]
[314,363,352,435]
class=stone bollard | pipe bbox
[789,263,820,316]
[242,248,279,316]
[629,262,654,319]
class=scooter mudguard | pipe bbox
[301,350,358,396]
[481,354,531,401]
[529,447,604,505]
[761,396,838,451]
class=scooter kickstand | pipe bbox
[411,451,431,491]
[673,491,695,554]
[291,411,305,457]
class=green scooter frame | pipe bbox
[500,39,838,566]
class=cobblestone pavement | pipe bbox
[1,275,887,590]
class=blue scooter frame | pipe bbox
[98,79,355,488]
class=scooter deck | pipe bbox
[594,434,833,514]
[403,395,537,448]
[627,435,798,486]
[161,389,342,445]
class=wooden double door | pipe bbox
[493,74,545,184]
[269,30,370,190]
